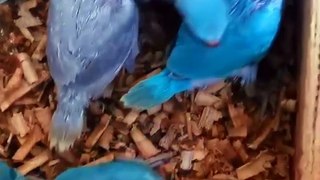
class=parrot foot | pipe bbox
[239,64,258,86]
[234,64,258,97]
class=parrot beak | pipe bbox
[207,40,220,47]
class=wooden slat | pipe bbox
[295,0,320,179]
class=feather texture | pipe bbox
[47,0,139,151]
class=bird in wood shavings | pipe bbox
[46,0,139,152]
[0,160,162,180]
[0,161,24,180]
[121,0,285,110]
[55,160,162,180]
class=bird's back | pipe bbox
[56,160,162,180]
[46,0,139,97]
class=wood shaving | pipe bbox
[33,107,51,134]
[180,151,193,170]
[159,125,177,150]
[14,0,42,42]
[150,112,167,135]
[85,114,110,149]
[98,126,114,150]
[9,112,30,137]
[194,91,221,107]
[130,126,160,158]
[31,34,47,61]
[17,149,51,175]
[12,125,43,161]
[199,107,222,132]
[236,151,275,180]
[123,110,140,125]
[16,53,39,84]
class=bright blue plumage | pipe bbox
[0,160,162,180]
[55,160,162,180]
[46,0,139,152]
[121,0,284,110]
[174,0,230,45]
[0,161,25,180]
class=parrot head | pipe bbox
[133,0,228,46]
[174,0,230,46]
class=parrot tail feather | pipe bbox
[121,69,192,110]
[50,89,88,152]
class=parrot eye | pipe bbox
[89,101,105,115]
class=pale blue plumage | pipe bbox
[121,0,284,110]
[46,0,139,152]
[56,160,163,180]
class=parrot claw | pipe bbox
[239,64,258,97]
[239,64,258,86]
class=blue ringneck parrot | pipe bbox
[121,0,284,110]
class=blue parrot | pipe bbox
[0,160,162,180]
[121,0,284,110]
[55,160,163,180]
[46,0,139,152]
[0,161,25,180]
[132,0,231,46]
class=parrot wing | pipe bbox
[46,0,138,93]
[56,160,162,180]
